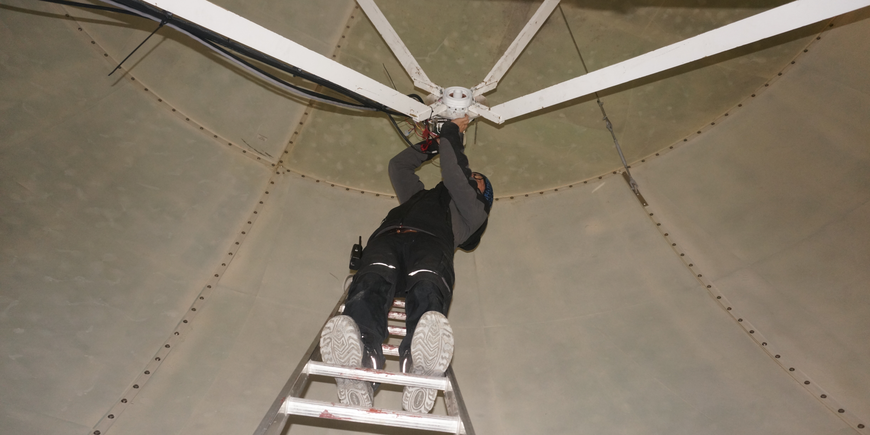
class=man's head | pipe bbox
[472,172,494,211]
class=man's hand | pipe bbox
[451,115,470,134]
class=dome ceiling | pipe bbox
[75,0,826,196]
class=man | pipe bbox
[320,115,493,413]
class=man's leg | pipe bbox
[399,234,455,413]
[320,236,399,406]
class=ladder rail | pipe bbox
[252,279,351,435]
[445,366,476,435]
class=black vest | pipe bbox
[370,182,454,248]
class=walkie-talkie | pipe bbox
[349,236,363,270]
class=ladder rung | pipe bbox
[281,398,465,434]
[387,325,406,336]
[382,343,398,356]
[306,362,449,389]
[388,310,406,321]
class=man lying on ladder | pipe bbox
[320,115,493,413]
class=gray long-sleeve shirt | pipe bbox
[387,122,489,249]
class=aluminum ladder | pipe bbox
[253,278,475,435]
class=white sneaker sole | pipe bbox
[320,315,373,407]
[403,311,453,413]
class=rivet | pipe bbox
[199,296,204,300]
[727,307,732,311]
[243,150,246,153]
[265,191,269,194]
[680,253,685,256]
[108,414,114,419]
[821,394,827,398]
[228,252,233,256]
[174,332,179,336]
[657,223,661,226]
[612,171,616,175]
[858,424,865,429]
[716,296,721,299]
[191,308,197,311]
[803,49,808,53]
[697,131,701,134]
[525,194,529,197]
[671,243,676,246]
[642,159,645,162]
[751,94,756,97]
[764,84,769,87]
[214,274,219,277]
[804,381,810,385]
[738,318,743,322]
[172,108,175,112]
[254,211,258,214]
[241,232,246,235]
[183,320,188,323]
[185,118,190,121]
[346,188,349,191]
[688,263,693,267]
[778,73,782,76]
[664,233,669,236]
[540,192,544,195]
[838,409,845,413]
[584,181,588,183]
[145,370,150,374]
[670,146,673,149]
[555,188,559,191]
[791,61,795,64]
[155,357,161,361]
[158,99,163,102]
[207,285,212,288]
[91,41,95,44]
[775,355,781,358]
[750,330,755,334]
[569,185,573,188]
[598,176,602,179]
[725,113,729,116]
[656,153,660,156]
[134,384,140,388]
[164,344,170,348]
[738,104,743,107]
[121,399,128,403]
[697,274,702,277]
[762,342,767,346]
[221,263,226,266]
[104,53,108,57]
[683,139,688,142]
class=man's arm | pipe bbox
[438,117,489,243]
[388,143,431,204]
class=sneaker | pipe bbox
[320,315,373,407]
[402,311,454,413]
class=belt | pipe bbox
[389,228,418,234]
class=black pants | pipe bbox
[343,231,455,367]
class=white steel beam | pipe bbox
[139,0,432,120]
[472,0,561,97]
[356,0,441,96]
[487,0,870,124]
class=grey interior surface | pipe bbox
[1,1,869,434]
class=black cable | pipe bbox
[387,114,415,148]
[37,0,139,16]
